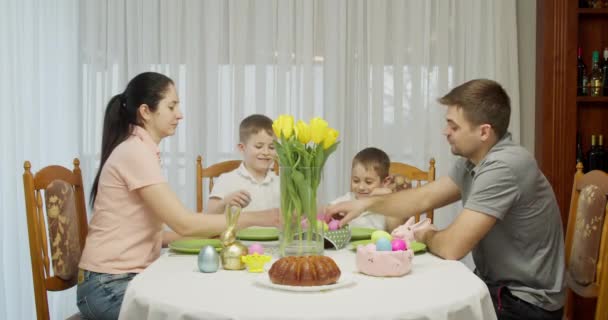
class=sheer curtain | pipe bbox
[80,0,519,210]
[0,0,80,319]
[1,0,519,318]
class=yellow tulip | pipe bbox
[272,117,283,138]
[323,128,339,149]
[281,115,294,139]
[295,120,311,144]
[309,117,329,144]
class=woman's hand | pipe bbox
[239,208,281,228]
[370,187,392,196]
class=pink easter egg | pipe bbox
[301,218,309,229]
[248,243,264,255]
[328,219,340,231]
[391,239,407,251]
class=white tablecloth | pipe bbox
[119,246,496,320]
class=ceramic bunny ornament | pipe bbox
[220,205,248,270]
[391,216,432,245]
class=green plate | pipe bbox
[349,227,377,241]
[168,238,222,254]
[349,239,427,254]
[236,227,279,241]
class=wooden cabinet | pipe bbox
[536,1,608,222]
[536,1,607,319]
[576,8,608,167]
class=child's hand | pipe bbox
[370,187,392,196]
[224,190,251,208]
[387,174,412,192]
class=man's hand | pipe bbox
[224,190,251,208]
[413,222,438,244]
[324,198,370,227]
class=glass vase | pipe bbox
[278,166,324,257]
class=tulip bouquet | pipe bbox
[272,115,340,256]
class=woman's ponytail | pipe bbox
[89,94,133,206]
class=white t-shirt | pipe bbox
[331,192,386,231]
[209,163,280,212]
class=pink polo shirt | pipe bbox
[79,126,166,274]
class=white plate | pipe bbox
[254,273,355,292]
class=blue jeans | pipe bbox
[486,284,563,320]
[76,270,136,320]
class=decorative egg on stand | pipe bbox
[198,245,220,273]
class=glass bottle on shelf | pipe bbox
[588,0,603,8]
[598,134,607,172]
[583,74,589,96]
[603,48,608,96]
[590,51,603,96]
[588,135,600,171]
[576,132,586,168]
[578,47,587,96]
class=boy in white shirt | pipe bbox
[330,147,403,232]
[207,114,279,215]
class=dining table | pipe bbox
[119,238,497,320]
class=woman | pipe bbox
[76,72,277,319]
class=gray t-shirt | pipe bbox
[448,133,565,311]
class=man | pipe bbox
[326,79,564,320]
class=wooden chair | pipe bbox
[22,159,87,320]
[195,155,279,212]
[389,158,436,222]
[563,163,608,320]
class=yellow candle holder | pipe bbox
[241,253,272,273]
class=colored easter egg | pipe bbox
[198,245,220,273]
[391,239,407,251]
[328,219,340,231]
[316,220,329,232]
[371,230,392,242]
[248,243,264,255]
[375,237,392,251]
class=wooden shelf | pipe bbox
[576,96,608,103]
[578,8,608,15]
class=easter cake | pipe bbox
[268,255,341,286]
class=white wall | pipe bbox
[517,0,536,153]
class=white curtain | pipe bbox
[0,0,80,319]
[1,0,519,318]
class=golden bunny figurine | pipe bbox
[220,205,248,270]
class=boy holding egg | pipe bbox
[206,114,280,218]
[329,147,404,232]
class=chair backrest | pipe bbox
[388,158,436,222]
[22,159,88,320]
[195,155,279,212]
[564,163,608,320]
